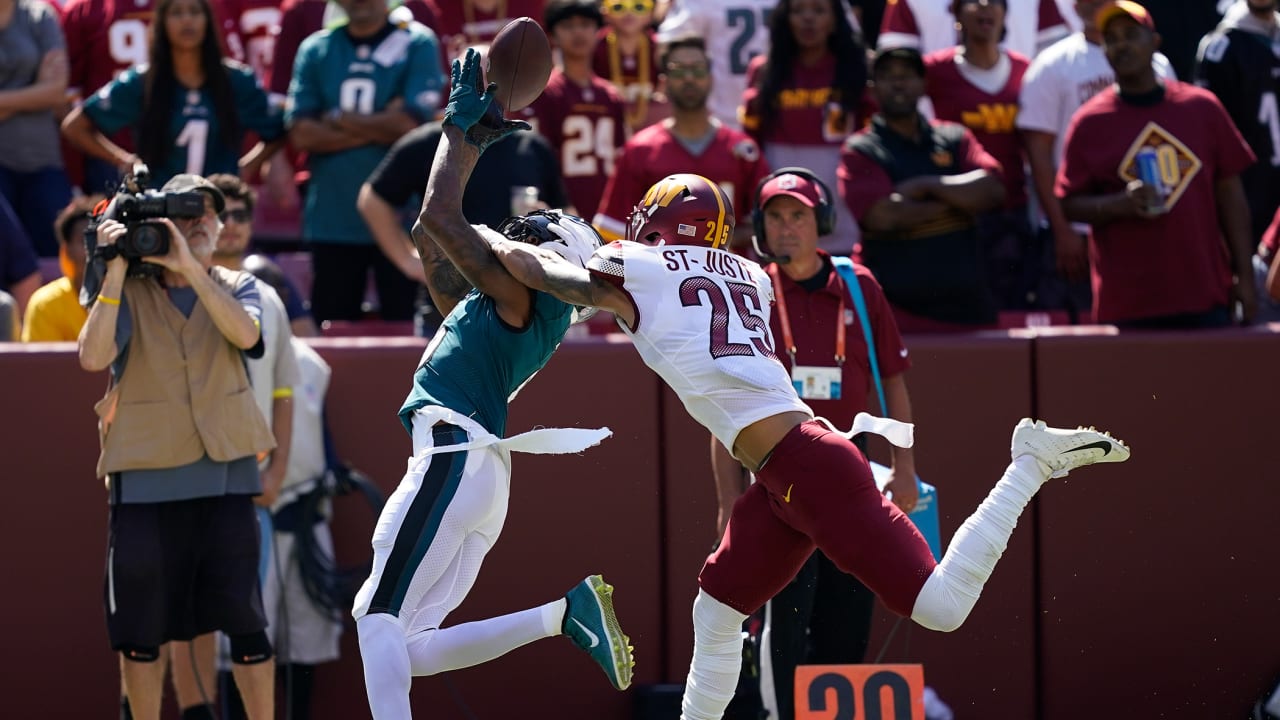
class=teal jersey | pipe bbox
[399,290,574,438]
[84,61,285,187]
[287,21,444,244]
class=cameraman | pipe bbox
[79,174,279,720]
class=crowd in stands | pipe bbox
[3,0,1279,341]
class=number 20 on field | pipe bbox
[795,664,925,720]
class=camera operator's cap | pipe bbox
[872,46,926,77]
[160,174,225,214]
[759,172,823,209]
[1096,1,1155,31]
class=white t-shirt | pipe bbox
[656,0,778,129]
[588,240,811,451]
[280,337,330,505]
[247,282,300,432]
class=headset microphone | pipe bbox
[751,233,790,265]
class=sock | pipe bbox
[180,703,216,720]
[406,601,562,676]
[681,590,749,720]
[280,663,316,719]
[911,454,1046,632]
[357,613,413,720]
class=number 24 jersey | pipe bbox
[588,240,811,451]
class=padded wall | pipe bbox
[1035,329,1280,720]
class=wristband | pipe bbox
[97,295,120,306]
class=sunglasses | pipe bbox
[219,208,252,224]
[665,65,710,80]
[605,0,653,13]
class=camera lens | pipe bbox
[128,224,167,257]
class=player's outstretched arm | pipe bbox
[491,241,635,328]
[417,50,534,326]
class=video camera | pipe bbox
[87,163,207,272]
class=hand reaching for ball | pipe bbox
[442,48,531,153]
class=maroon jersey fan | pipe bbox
[593,123,769,242]
[1056,80,1255,323]
[925,47,1029,208]
[518,68,626,220]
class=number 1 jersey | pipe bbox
[588,240,811,451]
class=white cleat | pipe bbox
[1011,418,1131,478]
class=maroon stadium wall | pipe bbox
[0,328,1274,719]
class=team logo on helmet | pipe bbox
[626,173,734,249]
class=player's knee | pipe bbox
[119,644,161,663]
[909,574,973,633]
[228,630,274,665]
[691,590,748,649]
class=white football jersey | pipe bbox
[589,241,812,451]
[656,0,778,129]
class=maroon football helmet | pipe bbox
[625,173,735,249]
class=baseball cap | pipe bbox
[1095,1,1156,31]
[872,46,926,77]
[160,174,225,213]
[759,172,824,209]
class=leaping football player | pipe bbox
[491,172,1132,720]
[351,49,635,720]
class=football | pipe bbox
[484,17,552,113]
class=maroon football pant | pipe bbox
[699,420,937,618]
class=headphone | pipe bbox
[749,167,837,264]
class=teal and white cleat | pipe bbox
[1011,418,1131,478]
[563,574,634,690]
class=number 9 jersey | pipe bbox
[588,240,811,452]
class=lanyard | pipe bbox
[768,264,845,368]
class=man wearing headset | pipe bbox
[711,167,918,720]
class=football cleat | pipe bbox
[563,575,634,690]
[1011,418,1131,478]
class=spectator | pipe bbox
[217,0,285,84]
[208,173,319,337]
[924,0,1034,312]
[358,122,569,290]
[60,0,155,195]
[1057,0,1256,328]
[714,168,916,720]
[271,0,442,103]
[740,0,869,256]
[1136,0,1229,79]
[1,0,73,258]
[79,174,278,720]
[60,0,287,188]
[286,0,443,323]
[839,47,1005,331]
[0,192,42,327]
[656,0,778,128]
[880,0,1071,58]
[1018,0,1175,322]
[593,36,770,250]
[21,193,97,341]
[517,0,625,221]
[593,0,666,132]
[433,0,542,62]
[1195,0,1280,322]
[239,256,342,720]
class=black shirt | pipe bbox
[366,122,571,229]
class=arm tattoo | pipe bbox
[411,220,472,307]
